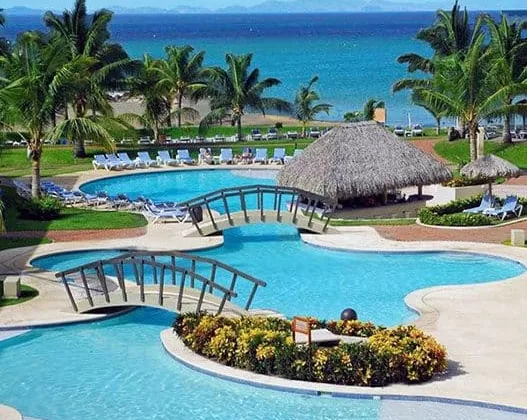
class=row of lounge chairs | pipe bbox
[92,148,303,171]
[463,194,523,220]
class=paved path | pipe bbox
[411,139,450,164]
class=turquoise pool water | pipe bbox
[1,308,526,420]
[32,224,525,326]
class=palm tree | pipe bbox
[201,53,291,140]
[154,45,207,128]
[44,0,131,157]
[397,1,480,75]
[0,8,9,56]
[124,54,169,141]
[343,111,362,122]
[363,99,385,121]
[485,14,527,143]
[0,32,69,197]
[294,76,332,137]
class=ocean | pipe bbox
[0,12,501,125]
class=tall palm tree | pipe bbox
[363,99,385,121]
[124,54,169,141]
[0,8,9,56]
[397,1,480,75]
[294,76,332,137]
[44,0,131,157]
[485,14,527,143]
[155,45,207,128]
[201,53,291,140]
[0,32,68,197]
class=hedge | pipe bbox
[173,314,447,386]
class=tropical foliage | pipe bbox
[362,98,385,121]
[0,8,9,56]
[395,2,527,159]
[294,76,332,137]
[174,314,447,386]
[201,53,291,140]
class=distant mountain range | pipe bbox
[3,1,469,15]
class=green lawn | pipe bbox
[1,187,148,231]
[0,284,39,307]
[434,139,527,169]
[0,237,52,251]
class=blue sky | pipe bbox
[5,0,527,9]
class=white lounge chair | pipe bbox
[219,148,233,164]
[157,150,178,166]
[136,151,160,167]
[176,149,195,165]
[252,148,268,164]
[118,152,145,169]
[143,204,190,224]
[107,153,132,170]
[92,154,123,171]
[198,148,213,165]
[269,148,285,164]
[266,128,278,140]
[284,149,302,163]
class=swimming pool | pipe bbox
[1,308,525,420]
[32,224,525,325]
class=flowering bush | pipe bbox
[173,315,447,387]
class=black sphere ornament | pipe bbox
[340,308,358,321]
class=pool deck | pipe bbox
[2,166,527,410]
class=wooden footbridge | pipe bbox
[56,251,266,316]
[180,185,338,237]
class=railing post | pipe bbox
[132,256,140,286]
[245,283,259,310]
[209,264,217,293]
[79,268,93,307]
[204,200,218,231]
[292,193,301,223]
[140,260,145,302]
[190,259,196,288]
[273,186,278,210]
[227,273,238,301]
[276,192,283,222]
[151,255,158,285]
[259,187,265,221]
[159,265,165,306]
[188,206,204,236]
[171,256,177,285]
[221,192,233,226]
[61,273,78,312]
[195,280,209,314]
[96,262,110,303]
[112,262,127,303]
[177,271,187,311]
[239,189,249,222]
[308,199,319,227]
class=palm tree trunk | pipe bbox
[236,117,242,141]
[503,113,512,144]
[469,122,478,161]
[436,118,441,135]
[166,100,172,128]
[73,101,86,158]
[31,148,41,199]
[177,94,183,128]
[301,121,307,138]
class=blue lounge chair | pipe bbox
[176,149,195,165]
[157,150,178,166]
[219,148,233,164]
[483,196,523,220]
[136,151,160,167]
[251,129,262,140]
[463,194,494,214]
[253,148,268,164]
[118,152,145,169]
[269,148,285,164]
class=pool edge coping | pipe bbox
[160,329,527,414]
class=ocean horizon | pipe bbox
[1,11,503,125]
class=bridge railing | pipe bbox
[55,251,267,315]
[179,184,338,235]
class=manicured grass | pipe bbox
[0,237,52,251]
[329,218,416,226]
[1,187,148,231]
[0,284,39,307]
[434,139,527,169]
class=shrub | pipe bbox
[442,176,489,188]
[418,207,498,227]
[174,314,447,387]
[275,122,283,129]
[16,196,62,221]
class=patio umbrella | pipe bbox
[461,154,520,199]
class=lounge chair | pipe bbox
[198,148,214,165]
[107,153,132,170]
[143,204,190,224]
[157,150,178,166]
[252,148,268,164]
[92,154,123,171]
[286,131,298,139]
[483,196,523,220]
[250,129,262,141]
[219,148,233,164]
[284,149,302,163]
[269,148,285,164]
[118,152,145,169]
[266,128,278,140]
[463,194,494,214]
[176,149,196,165]
[136,151,160,167]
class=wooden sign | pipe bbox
[291,316,312,345]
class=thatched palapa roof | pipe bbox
[461,154,520,180]
[277,121,452,201]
